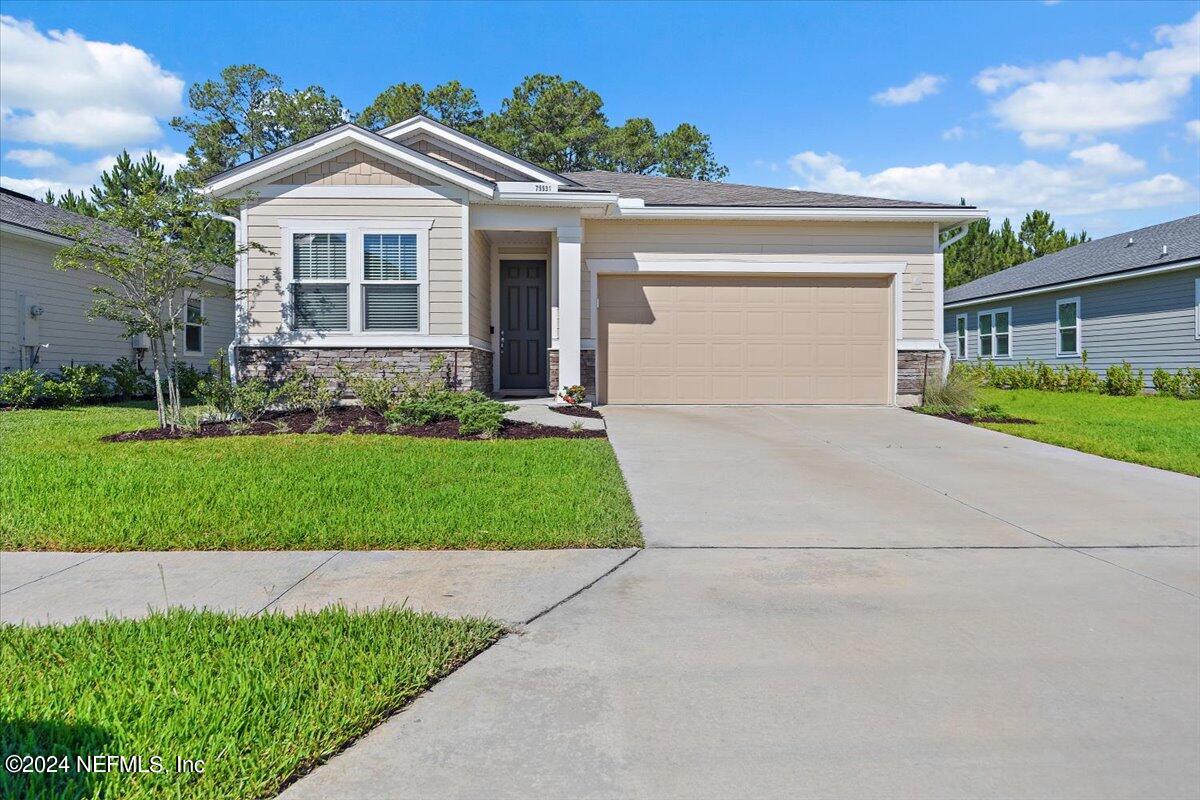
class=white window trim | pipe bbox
[955,313,968,359]
[184,294,203,354]
[977,307,1014,359]
[1194,277,1199,339]
[279,218,433,337]
[1056,296,1082,357]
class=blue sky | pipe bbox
[2,0,1197,236]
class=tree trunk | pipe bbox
[149,337,167,428]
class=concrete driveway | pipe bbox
[278,407,1198,799]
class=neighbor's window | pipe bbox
[955,314,968,358]
[292,233,348,331]
[1056,298,1080,356]
[184,297,203,353]
[362,233,420,331]
[977,309,1011,358]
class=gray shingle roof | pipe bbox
[1,187,234,284]
[945,214,1200,305]
[563,170,967,209]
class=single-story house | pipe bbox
[943,215,1199,382]
[203,116,984,405]
[0,188,235,374]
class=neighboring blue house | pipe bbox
[943,215,1199,384]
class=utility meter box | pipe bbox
[17,294,42,346]
[130,332,150,349]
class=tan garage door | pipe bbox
[598,275,892,404]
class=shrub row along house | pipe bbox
[203,116,984,405]
[0,187,235,373]
[944,215,1200,384]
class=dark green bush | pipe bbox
[39,378,84,407]
[107,357,152,400]
[1101,361,1144,396]
[173,363,204,398]
[1153,367,1200,399]
[195,351,236,414]
[0,369,45,409]
[57,363,112,402]
[387,389,514,437]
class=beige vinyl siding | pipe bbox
[244,196,465,336]
[581,219,936,341]
[395,133,525,182]
[1,230,233,372]
[469,228,491,341]
[272,148,434,186]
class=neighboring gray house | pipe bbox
[944,215,1199,383]
[0,187,235,373]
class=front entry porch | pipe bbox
[474,209,591,401]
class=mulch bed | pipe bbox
[548,404,603,419]
[103,406,607,442]
[922,411,1036,426]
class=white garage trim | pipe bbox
[587,257,906,352]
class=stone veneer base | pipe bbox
[236,346,492,393]
[896,349,946,405]
[547,349,597,398]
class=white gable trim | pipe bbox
[380,116,570,186]
[203,126,495,197]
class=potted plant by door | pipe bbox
[557,385,587,406]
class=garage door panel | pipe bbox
[599,275,890,404]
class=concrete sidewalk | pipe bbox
[0,548,636,626]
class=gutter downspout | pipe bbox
[209,213,244,384]
[935,224,971,376]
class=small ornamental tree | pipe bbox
[52,174,251,429]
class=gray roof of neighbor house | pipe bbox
[944,214,1200,305]
[0,187,234,284]
[563,170,968,209]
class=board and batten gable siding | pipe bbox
[394,133,527,183]
[580,219,937,342]
[0,230,233,371]
[271,148,436,187]
[945,266,1200,382]
[243,195,465,337]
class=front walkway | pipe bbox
[0,549,635,626]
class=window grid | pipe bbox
[292,232,349,332]
[184,297,203,353]
[362,233,420,331]
[977,308,1012,359]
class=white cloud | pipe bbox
[872,73,945,106]
[5,148,66,168]
[1020,131,1071,149]
[1186,119,1200,141]
[787,150,1196,217]
[974,12,1200,142]
[1,146,188,198]
[941,126,965,141]
[1068,142,1146,173]
[0,15,183,148]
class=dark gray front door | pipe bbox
[499,260,547,391]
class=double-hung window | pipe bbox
[955,314,968,358]
[1056,297,1081,357]
[184,296,203,353]
[292,233,349,331]
[362,233,420,330]
[977,308,1011,358]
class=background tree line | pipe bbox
[943,208,1089,289]
[41,62,1089,295]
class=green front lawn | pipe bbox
[975,388,1200,476]
[0,404,642,551]
[1,608,502,800]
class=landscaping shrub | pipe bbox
[107,357,152,400]
[960,352,1102,394]
[56,363,112,402]
[282,366,339,415]
[173,363,204,398]
[923,362,981,410]
[39,376,85,407]
[559,384,586,405]
[387,389,514,437]
[195,353,236,414]
[0,369,45,409]
[336,361,403,414]
[228,377,297,426]
[1153,367,1200,399]
[1101,361,1144,396]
